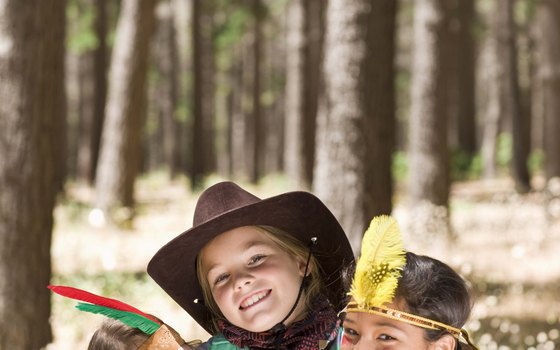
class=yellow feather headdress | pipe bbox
[345,216,480,350]
[348,215,406,309]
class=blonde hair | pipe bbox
[196,225,324,332]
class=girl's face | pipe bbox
[199,226,307,332]
[341,303,456,350]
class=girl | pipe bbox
[148,181,355,350]
[340,216,478,350]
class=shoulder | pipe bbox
[201,334,245,350]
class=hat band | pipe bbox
[345,302,478,349]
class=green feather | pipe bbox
[76,302,161,335]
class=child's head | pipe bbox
[148,181,354,334]
[88,319,147,350]
[341,216,478,350]
[88,319,195,350]
[343,252,475,349]
[48,285,196,350]
[196,225,323,332]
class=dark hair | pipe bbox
[396,252,474,349]
[87,319,148,350]
[342,252,474,349]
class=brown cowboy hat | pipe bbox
[147,181,354,334]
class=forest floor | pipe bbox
[47,173,560,350]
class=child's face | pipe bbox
[341,303,455,350]
[199,226,307,332]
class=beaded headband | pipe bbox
[346,216,478,349]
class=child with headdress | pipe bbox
[147,181,355,350]
[341,216,479,350]
[48,285,199,350]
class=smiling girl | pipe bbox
[340,216,479,350]
[148,182,355,350]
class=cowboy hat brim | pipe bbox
[147,190,354,334]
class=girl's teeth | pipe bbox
[243,291,266,308]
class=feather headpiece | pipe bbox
[344,217,480,350]
[348,215,406,309]
[48,285,188,349]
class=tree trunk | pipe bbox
[263,23,286,175]
[0,0,66,347]
[155,0,181,178]
[502,0,531,193]
[481,2,502,179]
[250,0,264,183]
[77,0,108,185]
[314,0,396,254]
[363,0,397,224]
[406,0,452,250]
[447,0,476,155]
[228,44,247,180]
[535,1,560,180]
[191,0,215,189]
[284,0,323,189]
[95,0,157,217]
[172,0,192,176]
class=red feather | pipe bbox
[48,285,160,324]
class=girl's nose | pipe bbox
[234,273,253,290]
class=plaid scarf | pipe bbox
[217,294,339,350]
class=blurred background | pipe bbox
[1,0,560,349]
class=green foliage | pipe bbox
[469,154,483,180]
[392,149,485,184]
[515,0,536,25]
[214,7,250,52]
[214,3,251,71]
[528,148,544,175]
[66,0,98,54]
[391,151,408,183]
[496,133,513,170]
[451,149,481,181]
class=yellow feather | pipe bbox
[349,215,406,309]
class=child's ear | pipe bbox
[296,256,310,277]
[429,334,456,350]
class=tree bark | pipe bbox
[447,0,476,155]
[77,0,108,184]
[535,1,560,180]
[481,2,502,179]
[502,0,531,193]
[314,0,396,253]
[250,0,264,183]
[406,0,452,249]
[155,0,181,178]
[408,0,450,206]
[284,0,323,189]
[191,0,215,189]
[95,0,157,216]
[0,0,66,347]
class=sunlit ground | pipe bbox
[47,173,560,350]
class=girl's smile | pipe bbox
[199,226,307,332]
[239,289,271,310]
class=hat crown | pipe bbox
[193,182,260,226]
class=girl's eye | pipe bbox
[248,254,266,265]
[213,273,229,286]
[378,333,396,341]
[342,328,359,344]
